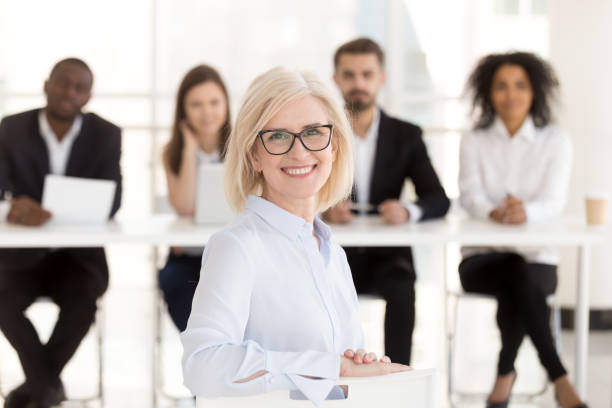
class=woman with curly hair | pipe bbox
[458,51,587,408]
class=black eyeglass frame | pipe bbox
[257,124,333,155]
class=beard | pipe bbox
[343,90,375,114]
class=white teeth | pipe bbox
[284,166,314,175]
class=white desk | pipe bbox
[195,369,437,408]
[0,214,604,399]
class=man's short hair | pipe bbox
[49,58,93,79]
[333,37,385,68]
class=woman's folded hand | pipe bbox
[340,349,411,377]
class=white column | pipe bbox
[548,1,612,310]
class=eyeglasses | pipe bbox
[257,124,333,155]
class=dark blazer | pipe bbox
[356,109,450,220]
[346,110,450,267]
[0,108,122,294]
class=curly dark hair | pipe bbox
[466,51,559,129]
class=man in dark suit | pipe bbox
[0,58,121,408]
[325,38,450,365]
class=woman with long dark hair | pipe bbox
[459,52,587,408]
[159,64,231,331]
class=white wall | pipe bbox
[549,1,612,308]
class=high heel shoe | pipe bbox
[485,371,517,408]
[554,391,589,408]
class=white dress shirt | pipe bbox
[38,110,82,175]
[459,116,572,264]
[353,109,380,212]
[181,195,364,405]
[353,108,422,221]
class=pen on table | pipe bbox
[349,202,376,212]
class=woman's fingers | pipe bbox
[344,349,384,364]
[380,355,391,363]
[354,349,366,363]
[364,352,377,363]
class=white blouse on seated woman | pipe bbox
[181,194,364,403]
[459,115,572,264]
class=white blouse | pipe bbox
[181,195,364,405]
[459,116,572,264]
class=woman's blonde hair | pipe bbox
[224,66,354,213]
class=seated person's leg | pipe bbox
[515,262,566,381]
[345,247,416,365]
[41,249,108,390]
[344,247,373,295]
[373,249,416,365]
[460,252,526,373]
[0,255,54,407]
[158,252,202,331]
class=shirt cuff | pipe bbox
[265,350,340,406]
[405,202,423,224]
[265,350,340,380]
[524,201,557,223]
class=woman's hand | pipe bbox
[340,355,410,377]
[343,348,390,364]
[502,196,526,224]
[489,196,527,225]
[340,349,410,377]
[180,120,199,153]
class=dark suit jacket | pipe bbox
[355,110,450,220]
[0,108,122,295]
[346,110,450,268]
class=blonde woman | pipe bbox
[181,67,409,404]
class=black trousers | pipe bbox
[0,250,106,398]
[158,252,201,332]
[344,246,416,365]
[459,252,567,381]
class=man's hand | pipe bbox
[7,196,52,226]
[378,199,410,225]
[322,200,353,224]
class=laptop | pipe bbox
[194,163,235,224]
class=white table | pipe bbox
[195,369,437,408]
[0,214,605,399]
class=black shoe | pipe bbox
[554,390,589,408]
[4,383,31,408]
[23,383,65,408]
[486,401,509,408]
[485,371,517,408]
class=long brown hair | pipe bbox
[164,64,232,175]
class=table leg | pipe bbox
[575,244,590,399]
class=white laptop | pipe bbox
[194,163,235,224]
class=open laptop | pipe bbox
[194,163,235,224]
